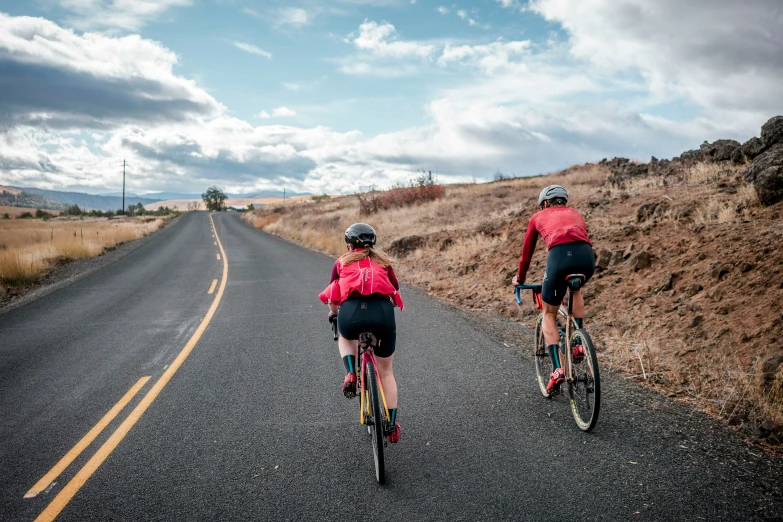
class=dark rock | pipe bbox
[760,115,783,149]
[683,283,703,298]
[636,202,658,222]
[730,146,745,164]
[760,418,783,435]
[728,412,748,426]
[610,250,625,267]
[740,262,755,273]
[595,247,612,271]
[622,242,635,260]
[688,315,704,328]
[711,263,730,280]
[388,235,426,257]
[439,238,454,251]
[742,136,764,160]
[655,272,674,292]
[628,251,651,271]
[679,148,707,162]
[760,354,783,389]
[606,157,649,185]
[744,142,783,205]
[710,139,741,161]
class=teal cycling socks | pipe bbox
[574,318,584,329]
[547,344,561,368]
[388,408,397,425]
[342,355,356,374]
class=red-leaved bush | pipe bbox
[358,171,445,215]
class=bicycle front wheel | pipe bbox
[567,328,600,431]
[533,313,551,398]
[365,360,386,484]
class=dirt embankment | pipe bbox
[245,118,783,450]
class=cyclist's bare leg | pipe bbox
[337,335,358,359]
[374,354,398,409]
[572,289,584,321]
[542,302,561,346]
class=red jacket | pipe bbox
[517,207,592,283]
[319,252,404,310]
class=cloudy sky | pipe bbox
[0,0,781,195]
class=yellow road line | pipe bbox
[35,214,229,522]
[24,377,150,499]
[207,279,217,294]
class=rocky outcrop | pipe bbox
[760,116,783,150]
[742,137,764,160]
[701,139,741,161]
[744,115,783,206]
[388,235,426,257]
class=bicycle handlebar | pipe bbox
[515,284,542,305]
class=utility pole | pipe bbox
[122,159,126,215]
[283,188,286,206]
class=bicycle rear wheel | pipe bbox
[533,313,551,398]
[567,328,600,431]
[365,360,386,484]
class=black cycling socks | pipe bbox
[342,355,356,374]
[388,408,397,425]
[574,318,584,329]
[547,344,561,369]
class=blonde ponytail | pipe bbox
[339,247,393,268]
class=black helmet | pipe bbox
[345,223,376,247]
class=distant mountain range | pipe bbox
[1,186,311,211]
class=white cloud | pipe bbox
[348,20,434,58]
[258,111,271,119]
[437,6,449,14]
[233,42,272,59]
[276,7,310,28]
[55,0,192,31]
[529,0,783,117]
[272,107,296,118]
[0,13,221,130]
[439,41,531,73]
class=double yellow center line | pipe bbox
[31,214,228,521]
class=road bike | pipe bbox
[331,317,392,483]
[515,275,601,431]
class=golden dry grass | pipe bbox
[0,206,51,218]
[0,216,167,288]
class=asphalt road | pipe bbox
[1,212,782,521]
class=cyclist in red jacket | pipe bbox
[513,185,595,393]
[319,223,403,443]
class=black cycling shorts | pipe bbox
[542,241,595,306]
[337,294,397,358]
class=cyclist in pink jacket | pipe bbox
[319,223,403,443]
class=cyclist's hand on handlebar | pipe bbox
[328,311,337,324]
[511,275,522,286]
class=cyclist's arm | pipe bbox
[517,216,540,283]
[387,266,400,290]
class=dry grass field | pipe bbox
[244,161,783,446]
[0,206,50,218]
[0,216,168,292]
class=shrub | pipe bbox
[35,209,54,220]
[17,212,33,219]
[64,204,83,216]
[2,213,10,219]
[358,171,445,215]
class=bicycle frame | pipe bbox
[516,283,581,384]
[357,334,391,427]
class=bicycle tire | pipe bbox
[533,313,551,398]
[567,328,600,431]
[366,360,386,484]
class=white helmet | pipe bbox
[537,185,569,206]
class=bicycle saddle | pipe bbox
[565,274,586,291]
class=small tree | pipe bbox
[247,203,255,211]
[202,186,227,211]
[65,204,82,216]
